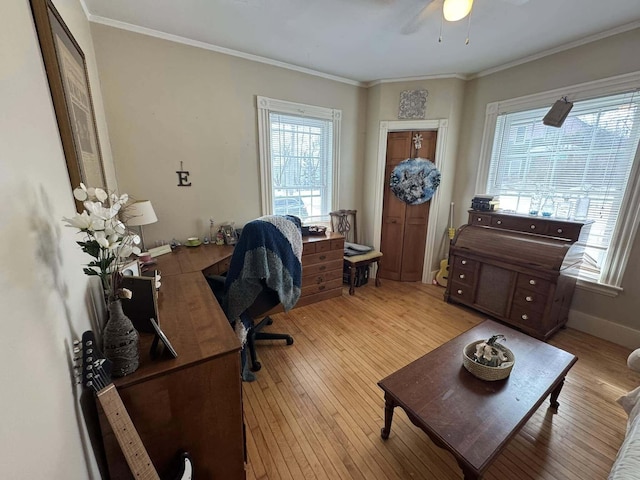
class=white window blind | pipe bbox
[257,96,341,223]
[486,90,640,283]
[269,112,333,221]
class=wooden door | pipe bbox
[379,130,437,281]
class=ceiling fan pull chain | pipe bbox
[438,9,444,43]
[465,9,472,45]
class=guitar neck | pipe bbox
[97,385,160,480]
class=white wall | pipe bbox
[90,24,368,246]
[1,0,113,477]
[456,28,640,347]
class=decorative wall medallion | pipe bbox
[390,158,441,205]
[398,89,428,119]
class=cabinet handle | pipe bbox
[530,224,536,230]
[525,296,533,302]
[319,255,326,260]
[457,289,463,295]
[557,228,563,233]
[459,274,465,279]
[318,285,325,291]
[461,260,467,265]
[316,276,324,284]
[496,220,502,225]
[529,279,536,285]
[521,314,529,320]
[319,265,326,271]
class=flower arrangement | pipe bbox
[63,183,141,303]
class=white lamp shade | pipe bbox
[443,0,474,21]
[125,200,158,226]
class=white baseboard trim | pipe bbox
[568,310,640,349]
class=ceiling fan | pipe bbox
[400,0,530,36]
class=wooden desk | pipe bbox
[98,244,245,480]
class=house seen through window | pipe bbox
[484,89,640,286]
[257,97,341,224]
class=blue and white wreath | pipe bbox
[390,158,441,205]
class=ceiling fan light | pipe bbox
[443,0,474,22]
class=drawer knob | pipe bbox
[318,285,326,291]
[457,289,463,295]
[496,220,502,225]
[526,296,533,302]
[521,314,529,320]
[459,274,465,279]
[557,228,563,233]
[477,217,483,222]
[316,276,324,284]
[530,224,536,230]
[319,265,326,271]
[529,279,536,285]
[319,255,326,260]
[461,260,467,265]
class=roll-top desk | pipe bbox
[444,210,591,340]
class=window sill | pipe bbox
[575,279,623,298]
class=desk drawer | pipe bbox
[303,259,343,277]
[301,277,343,297]
[512,288,547,314]
[449,281,475,304]
[302,249,343,266]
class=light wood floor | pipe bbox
[242,280,639,480]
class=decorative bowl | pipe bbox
[462,340,515,381]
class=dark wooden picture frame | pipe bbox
[30,0,106,208]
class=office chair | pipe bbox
[208,215,302,381]
[329,209,382,295]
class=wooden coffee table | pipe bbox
[378,319,577,480]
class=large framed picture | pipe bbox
[30,0,106,208]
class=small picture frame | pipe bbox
[150,318,178,359]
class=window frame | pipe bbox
[476,72,640,296]
[257,96,341,223]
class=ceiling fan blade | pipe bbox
[401,0,438,35]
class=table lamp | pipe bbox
[125,200,158,252]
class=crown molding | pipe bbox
[470,21,640,80]
[88,15,365,87]
[366,73,468,87]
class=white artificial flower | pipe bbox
[63,211,92,229]
[94,188,108,203]
[113,221,126,235]
[73,187,88,202]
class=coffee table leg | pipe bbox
[381,394,396,440]
[460,463,480,480]
[550,377,566,411]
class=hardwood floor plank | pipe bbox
[242,281,639,479]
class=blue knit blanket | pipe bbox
[224,215,302,344]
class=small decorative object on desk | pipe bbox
[308,225,327,236]
[463,334,515,381]
[103,295,140,377]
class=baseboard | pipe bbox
[568,310,640,349]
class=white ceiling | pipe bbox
[83,0,640,84]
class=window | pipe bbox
[257,96,341,223]
[478,77,640,290]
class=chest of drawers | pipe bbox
[297,233,345,307]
